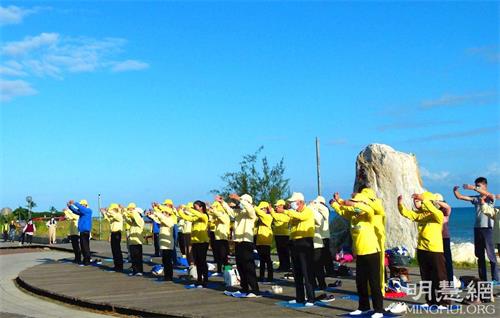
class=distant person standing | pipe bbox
[46,217,57,245]
[68,199,93,266]
[271,199,292,272]
[63,208,81,263]
[454,177,498,282]
[9,220,16,242]
[22,219,36,245]
[2,222,8,242]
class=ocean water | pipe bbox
[448,207,477,244]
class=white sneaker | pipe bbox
[390,302,408,314]
[135,272,143,276]
[305,302,314,307]
[437,305,448,310]
[288,299,297,304]
[385,302,397,312]
[371,313,383,318]
[349,310,366,316]
[196,285,204,288]
[246,293,259,298]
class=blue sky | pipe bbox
[1,1,499,213]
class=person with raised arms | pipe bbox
[63,208,80,263]
[220,194,260,297]
[255,201,274,283]
[123,203,145,276]
[331,192,383,318]
[211,196,231,275]
[67,199,93,266]
[271,199,292,272]
[177,201,210,288]
[148,202,177,281]
[101,203,124,272]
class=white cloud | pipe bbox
[421,91,497,109]
[467,46,500,63]
[0,79,37,102]
[485,163,500,177]
[0,5,40,26]
[2,32,59,56]
[0,33,148,102]
[421,167,450,182]
[111,60,149,72]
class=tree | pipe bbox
[212,146,290,204]
[49,206,58,214]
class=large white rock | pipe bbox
[451,242,477,264]
[330,143,425,256]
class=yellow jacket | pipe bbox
[366,198,386,247]
[222,200,256,243]
[255,207,274,246]
[64,209,79,236]
[103,209,123,233]
[211,204,231,241]
[124,209,145,245]
[177,207,209,243]
[271,210,290,236]
[286,206,315,240]
[149,211,177,250]
[398,200,444,252]
[331,202,380,256]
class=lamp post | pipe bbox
[315,137,322,196]
[98,193,102,241]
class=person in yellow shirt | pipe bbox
[308,196,328,291]
[360,188,386,297]
[398,192,449,308]
[212,196,231,275]
[63,208,81,263]
[148,203,177,281]
[331,192,383,318]
[177,200,210,287]
[101,203,124,272]
[222,193,259,296]
[286,192,315,306]
[271,199,291,272]
[123,203,145,276]
[255,201,274,282]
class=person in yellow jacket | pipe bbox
[331,192,383,318]
[286,192,315,306]
[222,193,259,296]
[308,196,328,291]
[101,203,124,272]
[63,208,81,263]
[148,203,177,281]
[177,201,210,287]
[360,188,386,297]
[123,203,145,276]
[255,201,274,282]
[178,202,193,265]
[271,199,291,272]
[398,192,449,308]
[211,196,231,274]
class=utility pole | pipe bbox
[315,137,322,196]
[98,193,102,241]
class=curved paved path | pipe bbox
[0,248,113,318]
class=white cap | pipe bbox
[314,195,326,204]
[288,192,305,202]
[240,194,253,204]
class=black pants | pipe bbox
[356,252,383,313]
[275,235,291,271]
[257,245,273,281]
[192,242,209,285]
[443,238,454,282]
[80,231,91,265]
[291,238,315,303]
[235,241,259,293]
[474,227,499,281]
[111,231,123,271]
[313,248,327,289]
[25,234,33,244]
[214,239,229,273]
[3,231,7,242]
[322,238,335,275]
[129,244,143,274]
[416,249,449,306]
[153,233,160,257]
[179,232,187,255]
[69,235,81,263]
[162,249,174,281]
[208,231,216,263]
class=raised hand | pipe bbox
[397,195,403,205]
